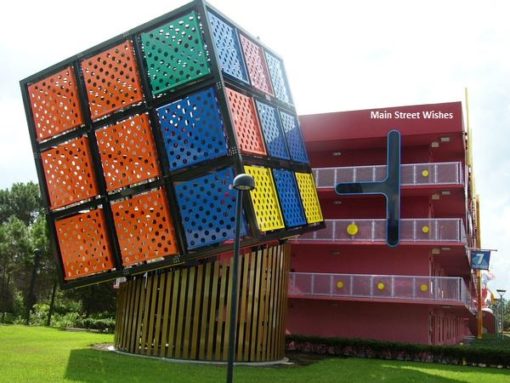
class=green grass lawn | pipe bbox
[1,325,510,383]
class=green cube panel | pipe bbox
[141,11,211,96]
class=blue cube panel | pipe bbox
[279,111,309,164]
[156,87,228,171]
[265,52,291,104]
[255,100,290,160]
[174,167,246,250]
[272,169,306,228]
[208,12,249,84]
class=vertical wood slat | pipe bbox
[199,262,212,360]
[207,260,220,360]
[243,250,256,361]
[140,274,154,355]
[276,244,287,359]
[183,267,195,359]
[215,259,228,360]
[175,268,188,359]
[159,271,173,357]
[250,248,262,361]
[256,246,269,361]
[130,278,143,353]
[222,255,234,361]
[236,250,250,360]
[266,245,277,360]
[279,244,291,357]
[122,281,134,350]
[167,268,181,358]
[191,264,204,359]
[152,272,166,356]
[114,242,290,362]
[145,273,159,355]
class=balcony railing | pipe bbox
[314,162,464,188]
[298,218,466,243]
[289,272,475,311]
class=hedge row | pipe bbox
[286,335,510,368]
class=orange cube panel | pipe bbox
[239,35,273,95]
[55,209,114,280]
[81,40,144,120]
[225,88,266,156]
[28,66,84,141]
[41,136,99,210]
[96,114,160,192]
[111,188,179,266]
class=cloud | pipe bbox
[1,0,509,293]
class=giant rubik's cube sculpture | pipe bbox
[21,0,323,289]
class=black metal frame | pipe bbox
[20,0,324,289]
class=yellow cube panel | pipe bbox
[295,172,323,224]
[244,165,285,231]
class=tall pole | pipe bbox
[227,173,254,383]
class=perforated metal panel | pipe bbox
[272,169,306,228]
[174,167,245,250]
[225,88,266,156]
[239,34,273,95]
[81,40,143,120]
[244,165,284,232]
[41,136,99,210]
[255,101,289,160]
[55,208,114,280]
[295,172,323,224]
[141,12,210,96]
[265,52,291,104]
[280,111,309,163]
[28,67,83,142]
[96,114,160,191]
[207,11,248,84]
[156,87,228,171]
[111,188,179,266]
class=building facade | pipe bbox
[287,102,479,345]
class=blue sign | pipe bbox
[336,130,401,247]
[471,250,491,270]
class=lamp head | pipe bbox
[233,173,255,191]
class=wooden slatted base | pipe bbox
[114,242,290,361]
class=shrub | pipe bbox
[286,335,510,368]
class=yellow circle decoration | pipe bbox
[421,169,430,177]
[420,284,429,292]
[347,223,359,236]
[336,281,344,289]
[422,225,430,234]
[377,282,385,291]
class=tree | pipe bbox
[0,182,42,225]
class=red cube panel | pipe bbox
[55,209,114,280]
[239,35,273,95]
[225,88,266,156]
[81,40,144,120]
[111,188,179,267]
[41,136,99,210]
[28,66,84,141]
[96,114,160,192]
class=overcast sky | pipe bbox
[0,0,508,294]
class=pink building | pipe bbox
[287,102,479,345]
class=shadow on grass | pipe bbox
[64,348,225,383]
[64,348,510,383]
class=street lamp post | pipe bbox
[226,174,255,383]
[496,289,506,337]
